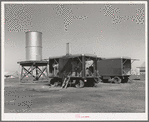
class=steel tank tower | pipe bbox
[17,31,49,82]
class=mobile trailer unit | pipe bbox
[97,57,135,83]
[49,54,102,88]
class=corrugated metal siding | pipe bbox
[26,47,42,61]
[26,31,42,61]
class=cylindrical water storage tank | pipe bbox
[26,31,42,61]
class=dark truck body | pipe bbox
[49,54,102,87]
[97,57,131,83]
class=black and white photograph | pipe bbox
[1,1,148,121]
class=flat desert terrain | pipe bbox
[4,78,145,113]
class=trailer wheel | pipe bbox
[113,77,121,84]
[75,80,84,88]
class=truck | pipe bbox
[49,54,136,87]
[49,54,102,88]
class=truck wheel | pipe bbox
[75,80,84,88]
[113,77,121,84]
[122,77,129,83]
[50,78,59,87]
[50,78,55,85]
[54,81,59,87]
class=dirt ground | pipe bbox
[4,78,145,113]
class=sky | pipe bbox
[4,3,146,72]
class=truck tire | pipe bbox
[122,77,129,83]
[113,77,121,84]
[75,80,84,88]
[50,78,59,87]
[50,78,55,85]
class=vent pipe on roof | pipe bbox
[66,43,69,56]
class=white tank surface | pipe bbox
[26,31,42,61]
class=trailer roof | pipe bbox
[17,60,48,64]
[100,57,132,60]
[49,54,100,59]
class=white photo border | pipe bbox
[1,1,148,121]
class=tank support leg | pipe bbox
[36,66,38,80]
[20,66,23,83]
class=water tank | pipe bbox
[26,31,42,61]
